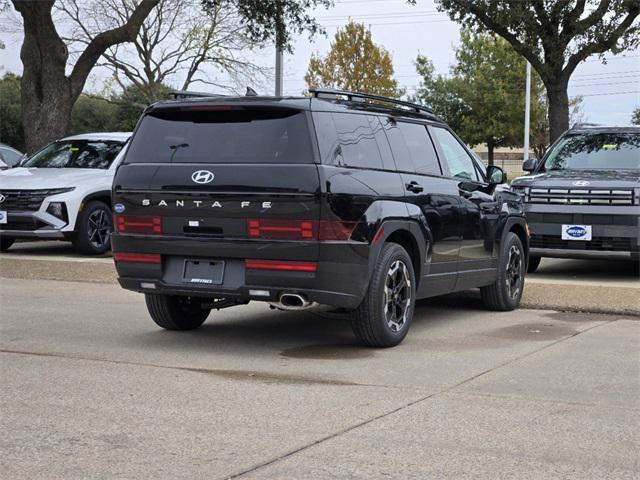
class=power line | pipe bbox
[322,19,454,27]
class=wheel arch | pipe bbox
[369,220,427,288]
[81,190,112,210]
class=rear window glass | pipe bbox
[125,108,314,164]
[313,112,385,170]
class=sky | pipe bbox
[1,0,639,126]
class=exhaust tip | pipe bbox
[280,293,307,308]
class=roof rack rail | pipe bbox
[168,90,226,100]
[309,88,433,115]
[571,122,601,129]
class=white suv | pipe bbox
[0,132,131,254]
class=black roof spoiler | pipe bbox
[309,88,434,115]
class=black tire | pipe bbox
[481,232,525,311]
[0,238,14,251]
[145,294,210,330]
[72,201,113,255]
[350,243,416,348]
[527,255,541,273]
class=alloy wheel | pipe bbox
[505,244,523,299]
[384,260,412,332]
[87,209,112,249]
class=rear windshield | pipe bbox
[125,108,314,164]
[22,140,125,169]
[544,132,640,171]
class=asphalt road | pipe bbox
[1,277,638,479]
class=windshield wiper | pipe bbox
[169,143,189,163]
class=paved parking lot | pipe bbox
[1,275,638,479]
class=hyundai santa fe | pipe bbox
[111,89,529,347]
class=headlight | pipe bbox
[511,186,530,201]
[46,202,68,222]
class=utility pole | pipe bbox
[275,42,283,96]
[523,61,531,161]
[274,1,283,96]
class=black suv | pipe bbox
[111,89,528,347]
[512,125,639,272]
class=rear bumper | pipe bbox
[117,277,361,309]
[112,233,370,309]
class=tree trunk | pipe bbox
[16,1,73,153]
[546,80,570,145]
[487,141,494,166]
[13,0,159,153]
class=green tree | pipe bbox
[111,83,172,131]
[414,31,548,164]
[304,21,403,97]
[69,94,119,135]
[0,73,24,151]
[202,0,332,51]
[435,0,640,143]
[632,107,640,125]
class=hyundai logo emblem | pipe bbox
[0,194,5,204]
[191,170,215,184]
[573,180,590,187]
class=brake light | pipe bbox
[184,105,235,111]
[115,215,162,235]
[114,253,161,264]
[245,259,317,272]
[247,219,357,241]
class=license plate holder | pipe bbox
[0,210,7,224]
[182,259,225,285]
[561,224,592,241]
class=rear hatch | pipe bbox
[112,103,321,263]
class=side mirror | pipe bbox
[487,165,507,185]
[522,158,537,172]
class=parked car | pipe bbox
[511,124,639,272]
[0,132,131,254]
[0,143,24,169]
[111,89,528,347]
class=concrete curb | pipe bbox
[1,257,638,316]
[523,279,639,316]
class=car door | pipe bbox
[429,126,497,280]
[382,117,461,296]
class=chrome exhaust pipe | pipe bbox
[270,293,316,311]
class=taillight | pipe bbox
[247,219,357,241]
[115,215,162,235]
[113,253,161,264]
[247,219,315,240]
[245,259,317,272]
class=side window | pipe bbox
[0,148,22,167]
[367,116,396,171]
[430,127,479,181]
[381,117,414,172]
[313,112,386,169]
[397,122,441,175]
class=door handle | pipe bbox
[406,181,424,193]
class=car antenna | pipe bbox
[245,87,258,97]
